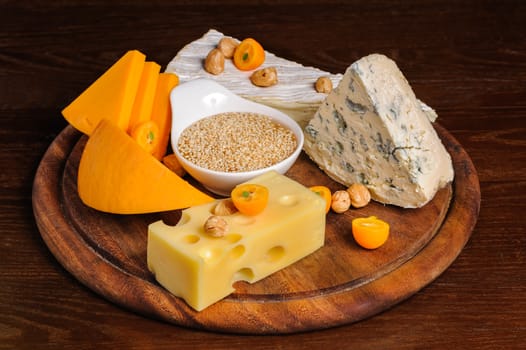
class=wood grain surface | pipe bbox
[2,0,525,348]
[32,122,478,334]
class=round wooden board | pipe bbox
[32,124,480,334]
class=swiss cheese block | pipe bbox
[62,50,146,135]
[304,54,454,208]
[166,29,437,127]
[147,171,326,311]
[77,119,213,214]
[151,73,179,160]
[127,61,161,133]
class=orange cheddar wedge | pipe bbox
[62,50,146,135]
[151,72,179,160]
[127,61,161,133]
[77,119,214,214]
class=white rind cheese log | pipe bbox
[303,54,454,208]
[165,29,437,128]
[166,29,340,128]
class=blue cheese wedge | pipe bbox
[303,54,454,208]
[166,29,437,128]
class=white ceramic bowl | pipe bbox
[170,79,304,196]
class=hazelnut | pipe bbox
[204,48,225,75]
[162,154,186,177]
[347,183,371,208]
[203,215,228,238]
[217,37,238,58]
[250,67,278,87]
[331,190,351,213]
[315,76,333,93]
[213,199,238,216]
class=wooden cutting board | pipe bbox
[32,123,480,334]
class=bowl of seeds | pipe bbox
[170,79,304,196]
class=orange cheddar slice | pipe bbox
[151,72,179,160]
[77,118,214,214]
[62,50,146,135]
[127,61,161,133]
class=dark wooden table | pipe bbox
[2,0,525,348]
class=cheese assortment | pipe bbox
[165,29,438,127]
[58,32,457,312]
[303,54,454,208]
[60,50,213,214]
[147,171,326,311]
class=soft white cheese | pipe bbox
[166,29,437,127]
[166,29,340,128]
[303,54,454,208]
